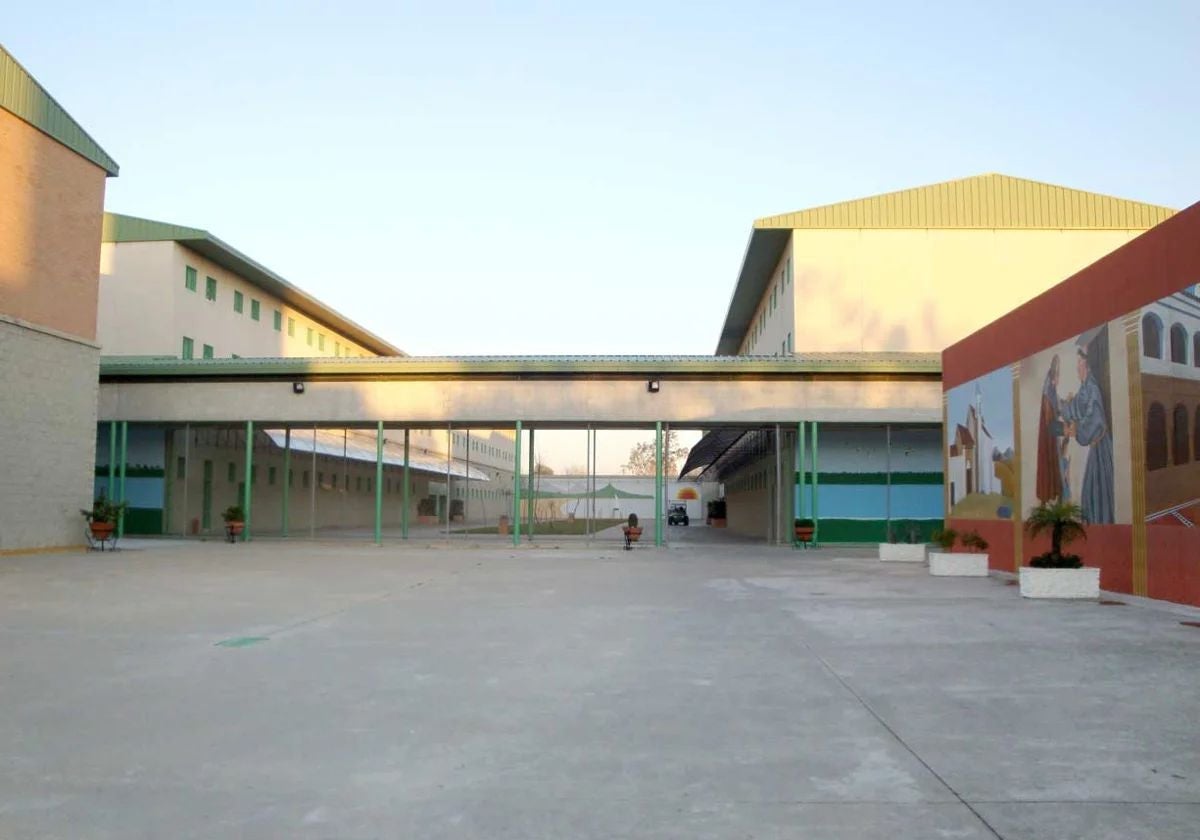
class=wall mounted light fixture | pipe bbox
[647,380,660,393]
[292,382,305,394]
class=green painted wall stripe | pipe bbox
[814,518,943,543]
[815,471,943,485]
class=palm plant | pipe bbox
[1025,500,1086,568]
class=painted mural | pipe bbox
[1138,282,1200,525]
[945,367,1015,519]
[1017,321,1132,525]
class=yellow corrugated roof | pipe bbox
[755,173,1175,230]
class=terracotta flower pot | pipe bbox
[89,521,115,540]
[794,526,814,542]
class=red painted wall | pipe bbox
[944,198,1200,606]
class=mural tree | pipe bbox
[622,441,690,476]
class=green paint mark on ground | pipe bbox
[215,636,269,648]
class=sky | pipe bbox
[7,0,1199,360]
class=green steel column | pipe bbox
[811,421,820,547]
[402,430,410,539]
[654,421,663,547]
[375,420,384,546]
[243,420,253,542]
[526,429,536,539]
[107,421,116,500]
[513,421,522,546]
[795,421,805,525]
[117,421,128,538]
[281,428,291,537]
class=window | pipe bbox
[185,266,197,292]
[231,354,241,359]
[303,470,310,488]
[318,333,326,351]
[250,299,261,321]
[273,309,282,331]
[1170,324,1188,364]
[1146,402,1168,470]
[181,336,194,359]
[1142,313,1163,358]
[306,327,314,346]
[356,476,362,492]
[1195,407,1200,463]
[318,471,324,486]
[287,317,296,337]
[288,468,294,486]
[202,344,214,359]
[366,478,372,493]
[1173,404,1190,465]
[787,332,793,354]
[250,465,257,484]
[176,456,186,479]
[227,462,236,483]
[205,276,217,301]
[268,466,277,485]
[1195,334,1200,368]
[334,341,340,356]
[233,290,244,314]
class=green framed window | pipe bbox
[306,327,314,346]
[356,476,362,492]
[181,336,194,359]
[268,466,277,485]
[302,470,310,488]
[250,299,260,321]
[185,266,197,292]
[233,290,244,313]
[317,471,324,486]
[227,462,235,482]
[202,344,214,359]
[273,309,282,331]
[205,276,217,301]
[176,456,186,479]
[287,317,296,337]
[318,333,325,351]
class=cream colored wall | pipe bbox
[772,228,1146,353]
[98,241,376,359]
[738,240,795,356]
[99,376,943,426]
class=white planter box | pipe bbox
[1018,567,1100,599]
[929,551,989,577]
[879,543,927,563]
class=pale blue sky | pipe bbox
[8,1,1199,356]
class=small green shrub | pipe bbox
[222,505,245,523]
[931,527,958,550]
[960,531,989,553]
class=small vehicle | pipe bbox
[667,503,689,526]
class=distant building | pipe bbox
[0,45,118,551]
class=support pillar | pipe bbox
[654,421,663,547]
[375,420,384,546]
[117,421,128,538]
[526,428,536,539]
[513,421,522,546]
[775,424,784,545]
[402,429,410,539]
[107,421,116,500]
[243,420,253,541]
[181,423,190,537]
[812,421,820,547]
[282,427,291,537]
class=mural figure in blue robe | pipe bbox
[1061,347,1115,524]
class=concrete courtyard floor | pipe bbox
[2,541,1199,839]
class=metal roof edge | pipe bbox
[101,212,405,357]
[0,44,119,176]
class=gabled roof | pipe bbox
[0,44,118,176]
[715,174,1176,355]
[102,212,405,357]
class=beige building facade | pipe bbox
[98,213,403,360]
[702,174,1176,542]
[0,46,118,553]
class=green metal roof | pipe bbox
[0,44,119,176]
[102,212,405,357]
[99,352,941,379]
[715,174,1176,355]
